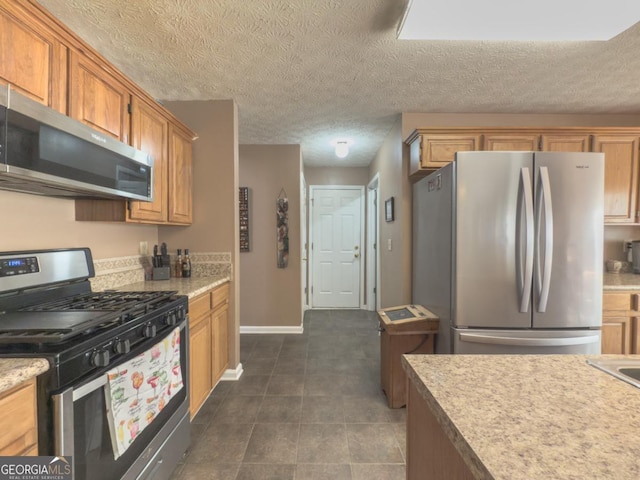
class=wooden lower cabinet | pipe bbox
[406,379,474,480]
[188,282,230,418]
[602,291,640,354]
[188,312,211,419]
[0,378,38,456]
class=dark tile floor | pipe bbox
[170,309,406,480]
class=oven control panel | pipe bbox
[0,256,39,277]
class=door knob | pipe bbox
[354,253,360,258]
[302,257,308,261]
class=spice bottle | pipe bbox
[175,249,183,278]
[182,249,192,278]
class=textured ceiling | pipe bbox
[37,0,640,167]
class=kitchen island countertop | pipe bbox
[0,358,49,394]
[116,275,230,299]
[402,354,640,480]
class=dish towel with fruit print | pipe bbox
[104,327,183,459]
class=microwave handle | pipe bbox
[52,387,74,458]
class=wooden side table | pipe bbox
[378,304,439,408]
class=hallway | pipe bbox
[171,309,406,479]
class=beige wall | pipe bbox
[239,145,302,328]
[304,167,369,186]
[0,190,158,259]
[159,100,241,369]
[604,226,640,263]
[368,117,413,308]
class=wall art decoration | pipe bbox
[239,187,250,252]
[276,188,289,268]
[385,197,395,222]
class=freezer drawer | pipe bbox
[452,328,601,354]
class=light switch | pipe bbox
[387,239,392,251]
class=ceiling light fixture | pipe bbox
[333,140,350,159]
[397,0,640,41]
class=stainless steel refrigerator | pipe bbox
[413,151,604,354]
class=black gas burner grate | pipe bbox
[0,291,180,344]
[23,291,178,313]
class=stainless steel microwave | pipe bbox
[0,86,153,201]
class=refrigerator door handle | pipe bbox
[517,167,534,313]
[459,332,600,347]
[536,166,553,312]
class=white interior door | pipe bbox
[300,174,309,311]
[310,186,364,308]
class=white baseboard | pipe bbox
[220,363,244,381]
[239,325,304,334]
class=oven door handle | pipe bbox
[52,388,74,458]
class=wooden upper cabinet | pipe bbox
[593,135,640,223]
[69,51,130,143]
[409,133,482,177]
[540,134,590,152]
[129,97,169,223]
[484,134,539,151]
[168,126,193,224]
[0,2,66,112]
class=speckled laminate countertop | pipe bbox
[0,358,50,395]
[604,272,640,290]
[116,275,230,299]
[402,354,640,480]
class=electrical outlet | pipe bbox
[139,241,148,256]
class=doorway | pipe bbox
[309,186,365,308]
[367,174,380,311]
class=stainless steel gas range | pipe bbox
[0,248,190,480]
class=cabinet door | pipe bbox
[168,126,193,224]
[69,51,131,142]
[601,317,632,354]
[0,4,66,112]
[484,134,539,151]
[0,378,37,456]
[129,97,168,223]
[189,315,211,419]
[540,134,590,152]
[211,304,229,384]
[417,134,482,171]
[593,135,640,223]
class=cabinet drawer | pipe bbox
[0,379,37,456]
[189,292,212,321]
[212,283,230,310]
[603,293,633,312]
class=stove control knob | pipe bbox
[165,311,177,326]
[176,307,186,321]
[91,349,110,368]
[114,338,131,354]
[143,323,157,338]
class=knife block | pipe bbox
[152,267,171,280]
